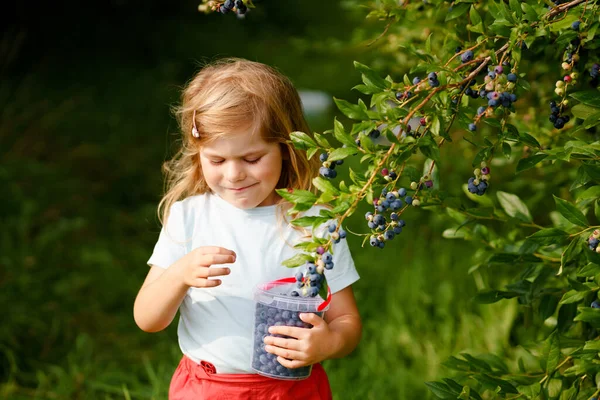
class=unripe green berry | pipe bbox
[555,87,565,96]
[474,168,481,176]
[481,174,490,181]
[316,265,324,274]
[410,182,418,190]
[331,232,340,240]
[412,199,421,206]
[593,229,600,239]
[473,178,480,185]
[571,72,579,79]
[316,259,325,268]
[555,80,565,88]
[480,161,487,168]
[561,62,571,70]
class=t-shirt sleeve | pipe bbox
[147,201,189,269]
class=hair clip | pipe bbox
[191,109,200,138]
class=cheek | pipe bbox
[200,160,219,182]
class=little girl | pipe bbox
[133,58,362,399]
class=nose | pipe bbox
[225,161,246,182]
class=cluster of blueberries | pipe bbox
[459,55,519,132]
[549,100,571,130]
[293,252,334,297]
[252,300,320,379]
[372,186,418,213]
[427,72,440,88]
[467,162,490,196]
[319,153,344,179]
[294,224,347,298]
[365,210,406,249]
[219,0,247,15]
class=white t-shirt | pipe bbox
[147,193,360,374]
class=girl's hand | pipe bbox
[263,313,335,369]
[174,246,236,288]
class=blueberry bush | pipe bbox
[209,0,600,397]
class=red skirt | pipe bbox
[169,356,333,400]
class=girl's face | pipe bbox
[199,129,283,209]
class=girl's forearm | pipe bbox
[133,266,189,332]
[326,315,362,360]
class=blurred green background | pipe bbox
[1,1,515,398]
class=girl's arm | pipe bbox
[133,246,235,332]
[321,286,362,359]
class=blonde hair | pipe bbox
[158,58,320,227]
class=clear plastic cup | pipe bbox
[251,279,330,380]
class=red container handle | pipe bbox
[261,277,332,312]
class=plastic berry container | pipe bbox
[252,277,331,380]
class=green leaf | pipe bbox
[497,191,532,222]
[313,133,331,148]
[312,177,339,196]
[574,307,600,326]
[553,195,589,227]
[425,381,460,398]
[333,98,369,120]
[445,3,470,21]
[333,118,358,148]
[543,331,561,375]
[570,91,600,108]
[508,0,521,18]
[354,61,389,91]
[519,132,541,148]
[290,215,330,228]
[473,290,519,304]
[328,147,357,162]
[276,189,317,212]
[473,374,518,394]
[289,131,317,150]
[583,112,600,129]
[577,186,600,201]
[516,153,547,173]
[559,237,581,276]
[527,228,569,246]
[571,103,600,120]
[281,253,313,268]
[559,290,589,305]
[583,164,600,181]
[577,262,600,277]
[469,5,482,25]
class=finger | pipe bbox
[263,336,303,352]
[268,325,304,339]
[299,312,324,327]
[276,356,308,369]
[192,278,222,288]
[264,345,305,363]
[202,267,231,278]
[196,246,237,257]
[199,254,236,266]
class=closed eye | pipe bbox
[245,158,261,164]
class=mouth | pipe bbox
[229,183,256,192]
